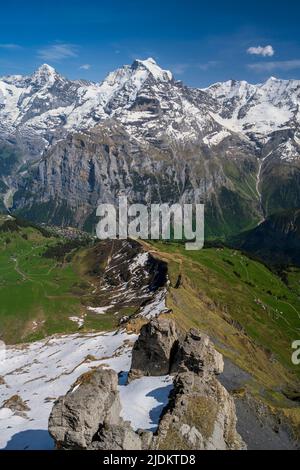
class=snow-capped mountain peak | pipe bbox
[204,75,300,139]
[131,58,173,82]
[0,59,300,160]
[31,63,60,87]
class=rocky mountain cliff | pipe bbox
[1,59,300,236]
[229,208,300,267]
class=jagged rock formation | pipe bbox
[153,371,245,450]
[128,320,224,380]
[48,368,142,450]
[1,61,300,159]
[76,239,168,318]
[49,317,245,450]
[128,317,178,381]
[1,59,300,235]
[170,328,224,376]
[128,318,244,450]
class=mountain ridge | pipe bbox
[1,58,300,236]
[1,58,300,155]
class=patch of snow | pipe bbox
[0,330,137,450]
[135,58,173,82]
[139,288,167,318]
[87,306,112,314]
[278,139,300,162]
[69,316,85,328]
[119,374,173,431]
[203,130,231,147]
[129,252,149,273]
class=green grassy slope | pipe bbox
[144,240,300,433]
[0,216,89,343]
[0,216,141,343]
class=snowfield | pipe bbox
[0,330,173,450]
[1,60,300,164]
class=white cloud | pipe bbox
[248,59,300,72]
[247,45,275,57]
[171,63,189,75]
[79,64,91,70]
[37,43,78,61]
[0,43,22,50]
[198,60,220,71]
[171,61,220,75]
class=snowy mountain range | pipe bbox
[1,58,300,235]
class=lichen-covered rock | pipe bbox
[128,317,178,381]
[48,368,141,450]
[152,372,246,451]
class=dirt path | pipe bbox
[11,257,28,281]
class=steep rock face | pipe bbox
[80,238,169,324]
[205,78,300,219]
[12,122,260,236]
[48,317,245,451]
[48,368,141,450]
[170,328,224,376]
[2,60,300,232]
[128,322,224,380]
[128,317,178,381]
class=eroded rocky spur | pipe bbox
[48,316,246,450]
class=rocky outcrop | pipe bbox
[1,394,30,418]
[128,321,224,380]
[152,371,245,450]
[49,317,245,451]
[48,368,141,450]
[129,317,245,450]
[128,317,178,381]
[170,328,224,376]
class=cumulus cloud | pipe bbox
[38,43,78,61]
[79,64,91,70]
[247,45,275,57]
[248,59,300,72]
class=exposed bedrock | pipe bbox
[128,319,224,381]
[48,368,141,450]
[49,316,245,450]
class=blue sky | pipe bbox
[1,0,300,87]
